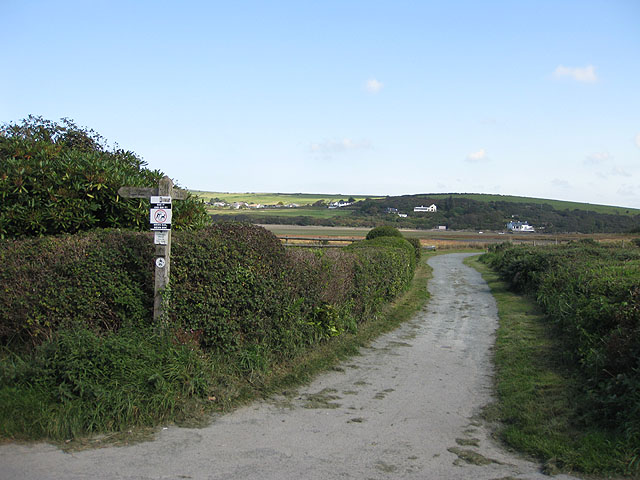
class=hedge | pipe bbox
[481,243,640,438]
[0,229,154,346]
[0,224,418,357]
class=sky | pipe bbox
[2,1,640,208]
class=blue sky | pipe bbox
[2,0,639,207]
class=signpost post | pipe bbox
[118,176,187,323]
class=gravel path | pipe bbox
[0,253,579,479]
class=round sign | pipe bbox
[155,257,166,268]
[154,209,168,223]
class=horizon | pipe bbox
[3,1,639,208]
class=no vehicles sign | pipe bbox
[150,196,172,230]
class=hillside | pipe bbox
[427,193,639,216]
[196,191,640,234]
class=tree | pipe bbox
[0,116,209,238]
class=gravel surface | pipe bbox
[0,253,580,479]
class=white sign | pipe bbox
[150,196,172,231]
[154,231,169,245]
[155,257,166,268]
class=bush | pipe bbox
[0,229,154,347]
[365,225,403,240]
[537,260,640,433]
[169,224,419,356]
[0,116,209,238]
[168,223,291,354]
[285,248,359,345]
[406,237,422,261]
[0,224,419,355]
[0,222,421,440]
[347,235,417,311]
[481,243,640,438]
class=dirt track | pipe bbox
[0,253,579,479]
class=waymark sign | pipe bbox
[150,196,172,231]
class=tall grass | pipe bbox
[0,326,211,440]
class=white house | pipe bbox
[414,204,437,212]
[328,201,353,209]
[506,221,535,232]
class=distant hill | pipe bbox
[426,193,639,216]
[196,191,640,234]
[354,194,640,233]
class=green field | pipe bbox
[191,191,380,205]
[209,206,355,219]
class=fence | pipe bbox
[278,236,359,248]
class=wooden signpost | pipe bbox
[118,176,187,323]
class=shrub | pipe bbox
[168,223,291,354]
[481,243,640,438]
[285,248,358,344]
[365,225,403,240]
[0,223,419,355]
[347,236,417,312]
[0,116,209,238]
[406,237,422,261]
[0,229,154,347]
[0,222,421,440]
[169,224,419,356]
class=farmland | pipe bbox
[194,190,640,234]
[212,206,354,219]
[257,224,638,251]
[191,191,380,206]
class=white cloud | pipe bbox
[610,166,632,177]
[584,151,612,165]
[479,118,498,125]
[466,148,488,162]
[365,78,383,93]
[552,178,571,188]
[310,138,372,154]
[617,184,639,199]
[553,64,598,83]
[635,133,640,148]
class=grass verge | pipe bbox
[465,256,639,478]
